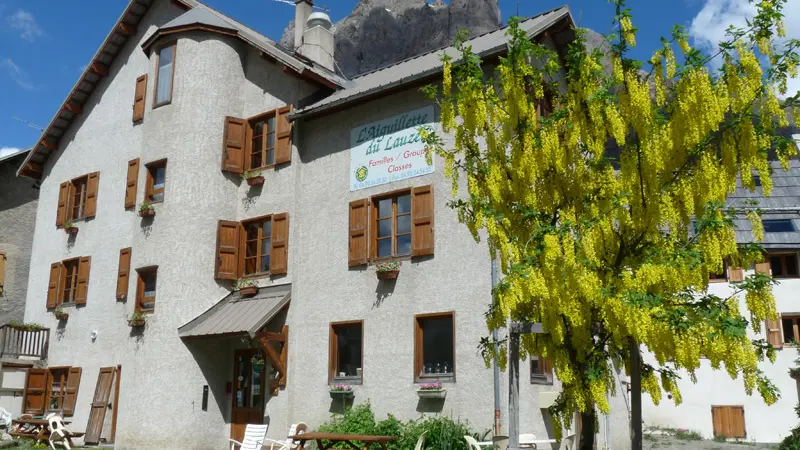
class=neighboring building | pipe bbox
[15,0,629,449]
[0,148,47,419]
[643,133,800,443]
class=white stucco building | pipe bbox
[10,0,636,449]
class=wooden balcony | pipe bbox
[0,324,49,360]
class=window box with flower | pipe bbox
[375,261,401,280]
[416,381,446,399]
[234,278,259,297]
[53,308,69,321]
[138,200,155,218]
[64,221,79,235]
[128,312,147,327]
[241,170,265,187]
[329,384,354,399]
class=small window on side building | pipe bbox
[530,356,553,385]
[154,44,175,107]
[136,267,157,313]
[415,313,455,382]
[770,253,799,278]
[145,160,167,203]
[763,219,796,233]
[329,321,363,384]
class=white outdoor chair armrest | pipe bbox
[229,438,245,450]
[261,437,287,448]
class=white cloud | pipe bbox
[689,0,800,98]
[1,58,37,90]
[8,9,43,41]
[0,147,21,158]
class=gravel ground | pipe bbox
[644,433,778,449]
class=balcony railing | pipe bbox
[0,324,49,360]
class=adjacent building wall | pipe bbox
[0,151,37,326]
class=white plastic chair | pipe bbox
[413,431,427,450]
[47,415,72,450]
[464,435,483,450]
[0,407,11,428]
[229,423,269,450]
[263,422,307,450]
[519,433,537,449]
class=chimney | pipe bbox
[299,11,335,72]
[294,0,313,50]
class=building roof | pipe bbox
[0,148,31,165]
[16,0,346,180]
[290,6,574,121]
[178,284,291,339]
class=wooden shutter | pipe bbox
[56,181,71,227]
[85,367,116,445]
[755,261,771,275]
[729,267,744,282]
[23,369,49,415]
[411,185,435,257]
[766,318,783,349]
[85,172,100,218]
[47,263,62,309]
[215,220,240,280]
[63,367,82,416]
[349,199,369,266]
[275,105,293,165]
[76,256,91,305]
[132,74,147,122]
[712,406,746,439]
[271,213,289,275]
[222,116,247,174]
[117,248,132,301]
[0,252,6,294]
[125,158,140,209]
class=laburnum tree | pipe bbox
[422,0,799,447]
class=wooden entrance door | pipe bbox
[231,349,266,442]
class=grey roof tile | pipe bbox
[161,7,236,30]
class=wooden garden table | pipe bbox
[290,432,396,450]
[10,418,76,444]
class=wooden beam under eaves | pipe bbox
[20,162,43,179]
[64,102,82,115]
[118,23,137,36]
[41,139,59,151]
[90,62,109,77]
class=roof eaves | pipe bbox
[1,148,31,165]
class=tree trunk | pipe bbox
[579,409,596,450]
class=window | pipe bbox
[753,175,761,187]
[136,267,157,313]
[414,312,455,382]
[374,192,412,259]
[47,257,91,309]
[329,321,363,384]
[711,406,746,439]
[214,213,289,280]
[769,253,799,278]
[530,356,553,385]
[781,315,800,344]
[145,159,167,203]
[154,44,175,107]
[69,176,88,221]
[709,261,728,282]
[48,368,69,411]
[23,367,82,416]
[60,259,80,305]
[249,114,276,170]
[763,219,796,233]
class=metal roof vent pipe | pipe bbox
[294,0,313,50]
[299,11,335,72]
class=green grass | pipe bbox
[674,429,703,441]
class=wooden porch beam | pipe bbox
[263,332,285,342]
[279,325,288,386]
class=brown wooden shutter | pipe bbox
[47,263,62,309]
[85,367,116,445]
[85,172,100,218]
[125,158,140,209]
[56,182,71,227]
[117,248,132,301]
[63,367,83,416]
[23,369,50,415]
[76,256,91,305]
[215,220,240,280]
[275,105,293,165]
[222,116,247,174]
[411,185,435,257]
[0,252,6,294]
[349,199,369,266]
[728,267,744,282]
[755,261,771,275]
[133,74,147,122]
[766,318,783,349]
[712,406,746,439]
[271,213,289,275]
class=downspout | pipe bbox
[492,257,502,435]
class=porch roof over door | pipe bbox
[178,284,291,339]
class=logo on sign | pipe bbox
[355,166,368,182]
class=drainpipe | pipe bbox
[492,257,502,436]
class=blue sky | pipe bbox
[1,0,797,157]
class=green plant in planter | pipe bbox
[241,170,258,181]
[139,200,154,213]
[53,308,69,320]
[251,355,265,365]
[233,278,258,290]
[8,321,45,331]
[127,311,147,326]
[375,261,401,274]
[64,220,77,230]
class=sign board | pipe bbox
[350,106,435,191]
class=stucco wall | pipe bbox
[0,153,38,326]
[642,269,800,443]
